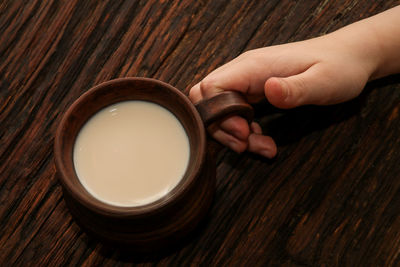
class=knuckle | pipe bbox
[188,87,198,101]
[199,77,221,97]
[199,78,215,91]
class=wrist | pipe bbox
[326,21,381,82]
[333,6,400,80]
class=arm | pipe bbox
[189,5,400,158]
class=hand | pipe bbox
[189,33,376,158]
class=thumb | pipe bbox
[265,64,334,109]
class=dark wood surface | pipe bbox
[1,0,399,265]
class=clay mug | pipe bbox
[54,77,253,251]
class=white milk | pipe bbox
[73,101,190,207]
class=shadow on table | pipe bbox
[75,204,213,263]
[219,74,400,166]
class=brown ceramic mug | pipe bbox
[54,77,253,251]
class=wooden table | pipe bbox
[1,0,399,265]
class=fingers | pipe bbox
[208,116,250,153]
[250,122,262,134]
[189,51,273,103]
[189,83,254,154]
[209,119,277,158]
[208,124,248,153]
[190,78,278,158]
[248,122,277,158]
[188,83,202,103]
[248,133,277,158]
[219,116,250,141]
[190,82,252,141]
[188,49,285,158]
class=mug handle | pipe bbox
[195,91,254,127]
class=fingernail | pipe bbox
[260,149,274,158]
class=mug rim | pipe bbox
[54,77,207,218]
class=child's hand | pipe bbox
[189,6,400,158]
[189,37,372,158]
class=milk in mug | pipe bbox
[73,101,190,207]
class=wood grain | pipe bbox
[1,0,399,265]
